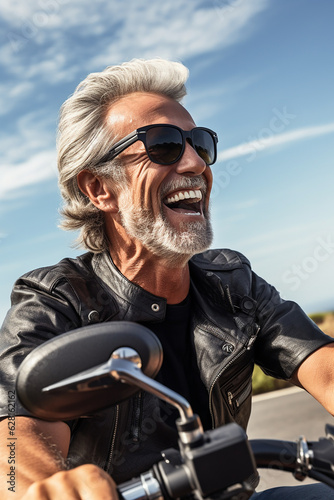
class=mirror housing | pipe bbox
[16,322,163,420]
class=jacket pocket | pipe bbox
[226,377,252,416]
[221,363,253,419]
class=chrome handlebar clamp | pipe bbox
[294,435,313,481]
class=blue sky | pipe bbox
[1,0,334,325]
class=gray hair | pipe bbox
[57,58,189,252]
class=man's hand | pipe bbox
[0,417,118,499]
[22,464,118,499]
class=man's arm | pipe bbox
[0,416,118,499]
[292,343,334,415]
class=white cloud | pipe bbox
[0,108,56,164]
[0,149,57,200]
[22,52,75,82]
[217,122,334,162]
[1,0,269,82]
[90,0,269,67]
[0,0,81,29]
[0,80,34,115]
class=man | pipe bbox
[0,58,333,499]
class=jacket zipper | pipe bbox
[106,404,119,472]
[208,325,259,428]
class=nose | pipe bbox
[174,139,207,176]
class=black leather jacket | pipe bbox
[0,249,331,483]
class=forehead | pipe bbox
[105,92,196,137]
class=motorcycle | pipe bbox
[16,322,334,499]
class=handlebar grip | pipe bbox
[250,439,297,472]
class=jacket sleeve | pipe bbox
[251,271,334,379]
[0,273,81,418]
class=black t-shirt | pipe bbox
[141,294,212,430]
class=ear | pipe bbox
[77,170,118,213]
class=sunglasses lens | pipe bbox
[193,129,216,165]
[146,126,183,164]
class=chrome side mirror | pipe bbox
[16,322,163,420]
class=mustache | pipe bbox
[161,176,208,198]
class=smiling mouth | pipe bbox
[163,189,203,216]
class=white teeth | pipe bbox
[165,189,203,205]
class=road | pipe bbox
[247,386,333,491]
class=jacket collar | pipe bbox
[87,249,244,323]
[90,251,167,322]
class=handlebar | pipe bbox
[252,433,334,488]
[117,427,334,500]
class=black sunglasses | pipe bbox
[98,124,218,166]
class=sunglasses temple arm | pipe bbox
[98,131,139,164]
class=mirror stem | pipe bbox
[110,358,193,423]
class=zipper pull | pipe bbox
[228,391,234,406]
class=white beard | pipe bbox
[117,177,213,266]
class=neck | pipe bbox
[108,239,191,305]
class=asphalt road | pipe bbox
[246,386,334,491]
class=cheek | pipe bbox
[128,165,167,210]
